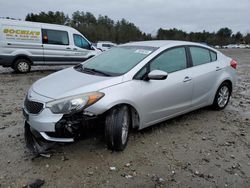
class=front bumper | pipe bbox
[24,107,75,142]
[23,88,104,143]
[25,108,63,132]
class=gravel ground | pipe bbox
[0,49,249,188]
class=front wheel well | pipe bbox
[106,103,140,130]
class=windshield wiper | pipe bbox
[83,67,112,77]
[74,64,112,77]
[74,64,84,71]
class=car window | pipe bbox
[150,47,187,73]
[190,47,211,66]
[42,29,69,45]
[134,66,148,79]
[210,51,217,62]
[73,34,90,49]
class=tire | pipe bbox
[212,82,231,110]
[13,58,31,73]
[105,105,131,151]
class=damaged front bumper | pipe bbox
[24,108,99,154]
[23,90,103,154]
[23,107,75,142]
[24,107,98,143]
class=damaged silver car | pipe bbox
[23,40,237,152]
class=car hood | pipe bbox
[32,67,123,99]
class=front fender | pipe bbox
[85,81,142,123]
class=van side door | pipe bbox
[42,28,74,64]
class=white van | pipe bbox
[0,19,100,73]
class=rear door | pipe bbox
[42,28,74,64]
[188,46,219,108]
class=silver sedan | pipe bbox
[23,40,237,152]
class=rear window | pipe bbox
[42,29,69,45]
[190,46,217,66]
[190,47,211,66]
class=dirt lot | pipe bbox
[0,49,249,188]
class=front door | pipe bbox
[135,46,194,128]
[72,34,96,62]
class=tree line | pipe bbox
[25,11,250,45]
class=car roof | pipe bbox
[122,40,210,48]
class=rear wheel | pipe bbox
[13,58,31,73]
[105,105,130,151]
[212,82,231,110]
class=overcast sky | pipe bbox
[0,0,249,35]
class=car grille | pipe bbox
[24,98,44,114]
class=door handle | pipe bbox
[183,76,192,82]
[73,48,78,51]
[216,67,222,71]
[66,47,71,50]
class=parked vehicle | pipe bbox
[222,44,235,49]
[23,40,237,152]
[96,41,116,51]
[0,19,100,73]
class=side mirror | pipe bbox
[88,43,95,50]
[147,70,168,80]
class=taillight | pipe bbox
[230,60,237,69]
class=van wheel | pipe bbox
[105,105,130,151]
[212,82,231,110]
[13,59,31,73]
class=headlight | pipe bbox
[46,92,104,114]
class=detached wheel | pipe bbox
[105,105,130,151]
[212,82,231,110]
[13,59,31,73]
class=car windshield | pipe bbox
[79,46,156,76]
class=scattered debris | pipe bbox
[125,174,133,179]
[151,175,165,186]
[27,179,45,188]
[61,156,69,161]
[1,112,12,117]
[125,162,131,167]
[88,171,94,176]
[202,158,210,163]
[40,153,51,158]
[109,167,116,171]
[230,155,235,159]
